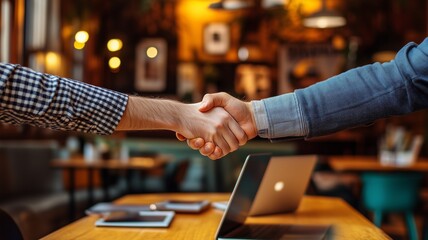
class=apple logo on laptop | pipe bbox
[274,181,284,192]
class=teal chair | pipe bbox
[361,172,423,240]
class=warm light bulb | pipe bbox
[46,52,59,64]
[107,39,123,52]
[75,31,89,43]
[45,52,61,74]
[238,47,249,61]
[146,47,158,58]
[332,35,346,50]
[74,41,85,50]
[109,57,121,69]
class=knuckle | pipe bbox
[203,93,213,99]
[209,128,218,136]
[213,123,224,131]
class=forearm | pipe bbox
[297,39,428,138]
[116,96,181,131]
[118,94,247,156]
[254,38,428,140]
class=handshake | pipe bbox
[174,92,258,160]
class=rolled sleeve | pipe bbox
[251,100,269,137]
[252,93,308,139]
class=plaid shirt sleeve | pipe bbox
[0,63,128,135]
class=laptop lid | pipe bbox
[215,153,271,238]
[249,155,317,216]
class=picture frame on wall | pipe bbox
[135,38,167,92]
[177,62,200,102]
[203,23,230,55]
[278,43,344,94]
[234,64,272,100]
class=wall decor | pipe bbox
[235,64,271,100]
[278,43,344,93]
[203,23,230,55]
[177,62,200,102]
[135,38,167,92]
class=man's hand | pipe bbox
[200,92,257,138]
[175,103,248,159]
[177,92,257,159]
[117,96,247,160]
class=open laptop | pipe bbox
[215,153,331,240]
[249,155,317,216]
[213,155,317,216]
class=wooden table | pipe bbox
[41,193,390,240]
[51,156,170,221]
[328,155,428,172]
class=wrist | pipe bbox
[116,96,134,130]
[165,101,187,132]
[245,101,258,139]
[116,96,179,131]
[163,101,199,134]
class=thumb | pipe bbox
[199,93,228,112]
[199,94,215,112]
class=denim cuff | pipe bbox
[255,93,307,139]
[251,100,269,138]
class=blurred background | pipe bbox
[1,0,428,239]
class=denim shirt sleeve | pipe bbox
[295,37,428,138]
[253,37,428,140]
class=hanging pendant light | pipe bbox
[208,0,254,10]
[303,0,346,28]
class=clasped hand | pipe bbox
[176,92,257,160]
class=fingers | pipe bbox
[208,108,245,155]
[187,138,201,149]
[176,132,186,141]
[178,99,246,160]
[211,133,233,157]
[229,117,248,146]
[208,146,223,160]
[185,138,217,157]
[199,142,215,155]
[185,139,222,160]
[186,138,205,150]
[188,140,222,160]
[219,116,247,149]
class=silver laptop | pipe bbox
[215,153,331,240]
[249,155,317,216]
[213,155,317,216]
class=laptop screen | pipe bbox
[216,153,271,237]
